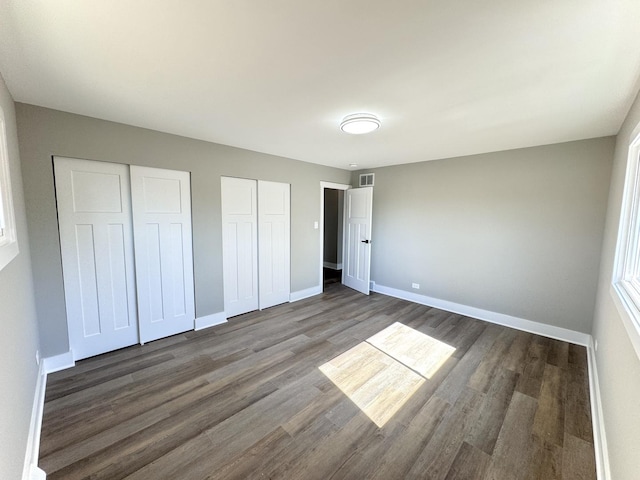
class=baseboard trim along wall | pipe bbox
[322,262,343,270]
[587,338,611,480]
[195,312,227,331]
[22,363,47,480]
[370,282,591,346]
[290,285,323,302]
[42,351,75,374]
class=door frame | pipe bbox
[319,181,351,289]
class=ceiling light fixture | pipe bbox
[340,113,381,135]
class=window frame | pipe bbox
[0,105,19,271]
[612,124,640,360]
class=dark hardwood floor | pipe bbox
[39,283,596,479]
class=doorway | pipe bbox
[319,182,350,291]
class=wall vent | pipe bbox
[359,173,375,187]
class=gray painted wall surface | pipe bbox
[0,76,40,479]
[592,89,640,479]
[353,138,613,333]
[16,103,350,357]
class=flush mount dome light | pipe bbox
[340,113,381,135]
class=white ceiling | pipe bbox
[1,1,640,170]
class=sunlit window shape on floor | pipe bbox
[319,322,455,427]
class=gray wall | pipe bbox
[354,137,613,333]
[16,103,350,357]
[592,89,640,479]
[0,76,41,479]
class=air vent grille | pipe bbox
[359,173,375,187]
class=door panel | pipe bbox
[54,157,138,360]
[222,177,259,317]
[343,187,373,295]
[131,166,195,343]
[258,180,290,309]
[107,224,131,330]
[74,224,100,336]
[144,223,164,322]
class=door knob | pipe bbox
[361,239,370,244]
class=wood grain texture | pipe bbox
[40,283,596,479]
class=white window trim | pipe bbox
[612,123,640,361]
[0,106,19,271]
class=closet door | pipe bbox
[54,157,138,360]
[130,166,195,343]
[258,181,290,309]
[221,177,259,317]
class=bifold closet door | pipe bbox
[221,177,259,317]
[130,166,196,343]
[221,177,290,317]
[54,157,139,360]
[258,180,290,309]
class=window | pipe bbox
[612,125,640,360]
[0,106,19,271]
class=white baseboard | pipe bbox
[42,351,75,374]
[587,338,611,480]
[370,282,591,346]
[195,312,227,331]
[290,285,323,302]
[22,363,47,480]
[323,262,342,270]
[27,464,47,480]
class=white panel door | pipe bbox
[221,177,259,317]
[54,157,138,360]
[258,180,290,309]
[343,187,373,295]
[130,166,195,343]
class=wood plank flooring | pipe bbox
[39,284,596,479]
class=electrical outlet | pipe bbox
[411,283,420,289]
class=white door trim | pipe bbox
[319,182,351,290]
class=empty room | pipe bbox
[1,1,640,479]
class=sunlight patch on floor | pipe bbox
[368,322,456,379]
[319,322,455,427]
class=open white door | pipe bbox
[130,166,195,343]
[221,177,259,317]
[54,157,139,360]
[343,187,373,295]
[258,180,290,309]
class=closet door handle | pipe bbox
[361,239,370,244]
